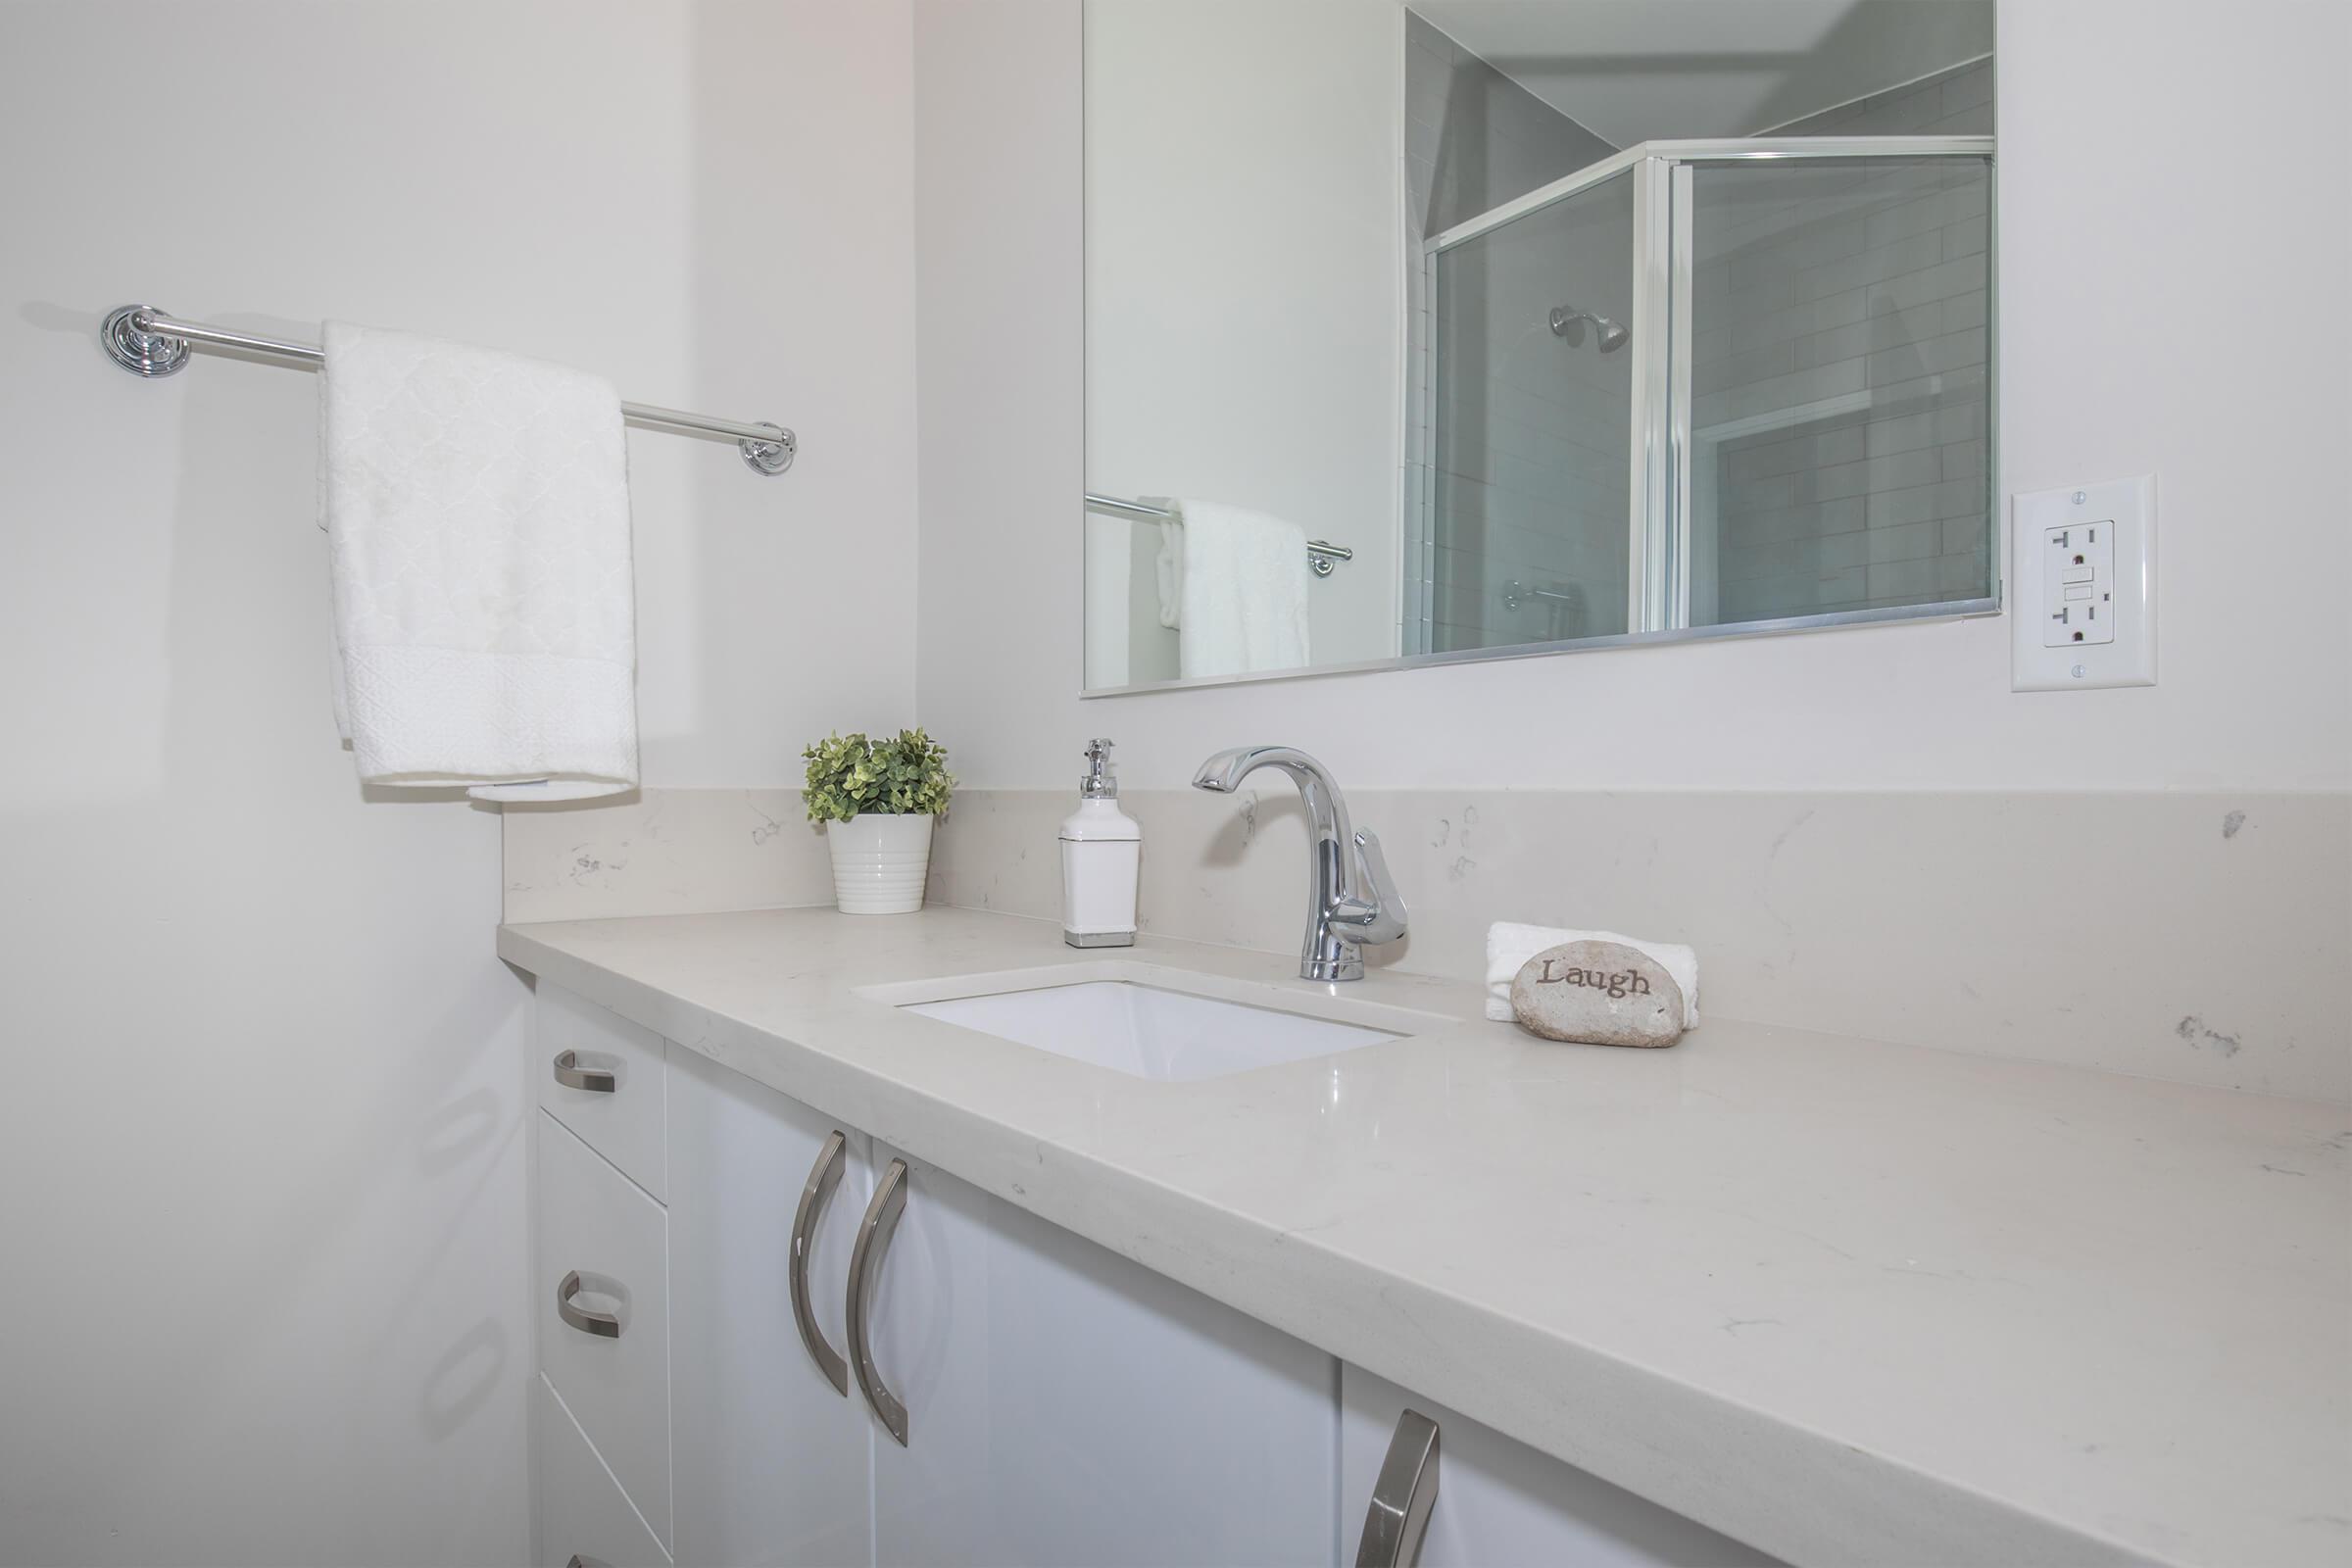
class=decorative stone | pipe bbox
[1509,941,1688,1049]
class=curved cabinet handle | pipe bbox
[846,1156,910,1446]
[551,1050,616,1093]
[790,1130,852,1396]
[1356,1407,1440,1568]
[556,1270,623,1340]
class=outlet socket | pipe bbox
[2012,476,2156,691]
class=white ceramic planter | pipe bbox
[825,813,935,914]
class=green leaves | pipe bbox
[802,728,955,824]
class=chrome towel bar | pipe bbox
[1083,492,1353,577]
[100,304,797,475]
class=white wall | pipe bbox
[915,0,2352,796]
[0,3,914,1563]
[1083,0,1404,682]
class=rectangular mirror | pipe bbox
[1083,0,1996,693]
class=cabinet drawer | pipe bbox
[536,983,666,1200]
[533,1375,668,1568]
[538,1111,672,1547]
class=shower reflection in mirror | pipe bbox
[1084,0,1996,692]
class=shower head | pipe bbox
[1547,305,1631,353]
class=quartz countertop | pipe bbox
[498,906,2349,1568]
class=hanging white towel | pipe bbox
[1162,499,1310,679]
[1484,921,1701,1027]
[1153,514,1184,630]
[320,321,637,801]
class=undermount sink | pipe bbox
[882,966,1435,1082]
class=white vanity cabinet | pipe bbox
[860,1142,1339,1566]
[528,978,1767,1568]
[529,984,1337,1568]
[1340,1365,1778,1568]
[532,987,881,1568]
[666,1046,877,1568]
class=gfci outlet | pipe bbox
[2012,476,2156,691]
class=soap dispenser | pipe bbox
[1060,738,1141,948]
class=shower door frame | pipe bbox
[1416,133,1998,650]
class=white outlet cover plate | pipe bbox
[2011,475,2157,691]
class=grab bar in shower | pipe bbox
[100,305,797,475]
[1501,578,1582,612]
[1083,493,1353,577]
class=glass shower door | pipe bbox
[1420,170,1636,653]
[1682,156,1995,626]
[1408,137,1994,655]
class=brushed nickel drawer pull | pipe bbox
[552,1050,616,1093]
[790,1130,852,1396]
[556,1270,623,1339]
[1357,1408,1440,1567]
[847,1156,909,1446]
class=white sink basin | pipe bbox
[887,968,1428,1082]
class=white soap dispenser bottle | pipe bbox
[1060,738,1141,948]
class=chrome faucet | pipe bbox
[1192,746,1406,981]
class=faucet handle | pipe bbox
[1334,828,1407,945]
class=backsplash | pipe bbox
[503,788,830,923]
[927,787,2348,1102]
[503,785,2348,1102]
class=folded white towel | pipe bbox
[1160,499,1310,678]
[1485,921,1700,1027]
[321,321,637,801]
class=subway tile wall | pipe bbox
[1689,136,1994,623]
[1687,60,1996,623]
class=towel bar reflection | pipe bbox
[100,305,797,475]
[1083,492,1353,577]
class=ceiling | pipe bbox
[1410,0,1994,146]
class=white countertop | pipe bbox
[498,906,2350,1568]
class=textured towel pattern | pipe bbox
[322,321,636,800]
[1162,498,1310,678]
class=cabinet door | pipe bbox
[1340,1364,1779,1567]
[862,1143,1337,1568]
[667,1049,874,1568]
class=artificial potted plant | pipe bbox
[803,729,954,914]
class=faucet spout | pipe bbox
[1191,747,1406,981]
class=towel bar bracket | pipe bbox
[738,428,796,475]
[99,303,797,476]
[102,305,191,378]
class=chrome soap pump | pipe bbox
[1060,738,1140,948]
